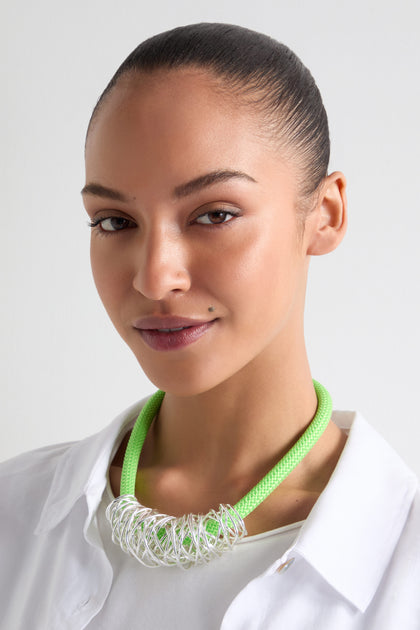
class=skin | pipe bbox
[83,68,348,534]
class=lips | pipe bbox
[133,316,216,351]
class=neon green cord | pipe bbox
[233,380,331,518]
[120,389,165,497]
[120,380,332,538]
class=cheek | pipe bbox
[90,240,130,316]
[212,221,300,315]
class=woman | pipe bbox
[1,23,419,629]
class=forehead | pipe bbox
[87,67,259,144]
[85,68,295,202]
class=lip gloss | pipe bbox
[133,316,216,351]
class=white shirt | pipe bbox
[0,398,419,629]
[89,486,304,629]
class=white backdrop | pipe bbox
[1,0,419,475]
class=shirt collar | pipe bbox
[35,403,418,614]
[289,411,418,613]
[34,398,147,536]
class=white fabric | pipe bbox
[91,493,303,629]
[0,399,419,629]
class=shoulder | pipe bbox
[0,396,151,532]
[0,441,76,478]
[0,442,76,525]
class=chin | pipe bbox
[135,356,232,397]
[143,371,222,397]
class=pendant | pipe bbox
[106,494,247,569]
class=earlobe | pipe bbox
[307,171,348,256]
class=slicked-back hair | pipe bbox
[88,23,330,199]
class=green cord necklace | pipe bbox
[106,379,332,569]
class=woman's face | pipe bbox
[84,69,312,395]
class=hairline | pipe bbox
[86,65,324,232]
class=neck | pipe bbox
[110,333,347,532]
[151,337,317,483]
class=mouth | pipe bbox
[133,316,217,351]
[154,326,192,333]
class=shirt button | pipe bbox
[276,557,295,574]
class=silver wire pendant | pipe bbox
[106,494,247,569]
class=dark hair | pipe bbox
[88,23,330,199]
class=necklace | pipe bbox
[106,379,332,569]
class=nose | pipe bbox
[132,226,191,300]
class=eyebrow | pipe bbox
[81,183,129,202]
[81,169,257,202]
[172,169,257,198]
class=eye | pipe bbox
[88,216,135,232]
[195,210,236,225]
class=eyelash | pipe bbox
[193,209,238,225]
[87,216,135,234]
[87,208,239,234]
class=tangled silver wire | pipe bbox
[106,494,247,569]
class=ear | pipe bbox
[306,171,347,256]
